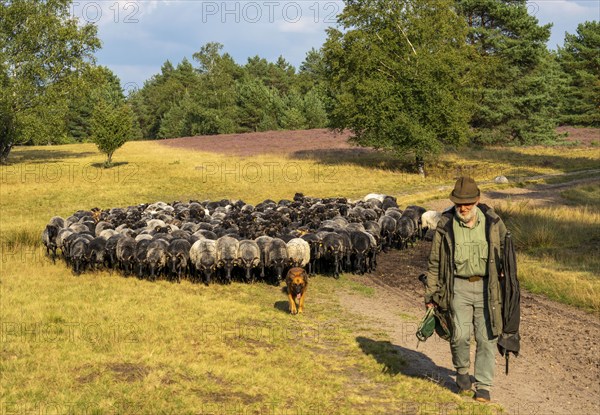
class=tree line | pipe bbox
[1,0,598,166]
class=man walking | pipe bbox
[424,176,507,402]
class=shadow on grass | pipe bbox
[356,336,457,392]
[356,336,458,393]
[462,148,599,174]
[7,149,96,164]
[89,161,130,169]
[291,148,413,172]
[273,300,290,313]
[290,145,598,180]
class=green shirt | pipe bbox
[453,206,488,277]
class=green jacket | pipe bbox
[425,204,507,336]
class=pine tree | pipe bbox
[457,0,560,144]
[558,21,600,126]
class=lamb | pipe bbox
[189,239,217,285]
[265,238,289,284]
[216,236,239,284]
[167,238,192,283]
[237,239,261,283]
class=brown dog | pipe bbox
[286,267,308,315]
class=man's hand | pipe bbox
[426,302,436,309]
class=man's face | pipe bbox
[455,199,478,224]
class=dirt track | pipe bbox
[162,128,600,414]
[341,238,599,415]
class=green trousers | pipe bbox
[450,277,498,391]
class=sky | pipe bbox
[72,0,600,93]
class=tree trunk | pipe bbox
[416,155,425,178]
[105,152,113,167]
[0,141,12,165]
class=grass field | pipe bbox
[1,137,599,413]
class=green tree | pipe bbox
[302,89,328,129]
[236,76,281,132]
[323,0,475,172]
[129,59,201,139]
[558,21,600,126]
[298,48,327,94]
[90,95,134,167]
[192,42,241,134]
[67,66,126,142]
[457,0,559,144]
[0,0,100,162]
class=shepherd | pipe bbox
[424,176,511,403]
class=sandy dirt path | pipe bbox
[338,181,600,415]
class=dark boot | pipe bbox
[474,389,491,402]
[456,373,472,392]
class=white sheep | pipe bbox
[421,210,442,232]
[286,238,310,268]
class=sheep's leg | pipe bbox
[334,255,340,279]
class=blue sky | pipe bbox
[74,0,599,93]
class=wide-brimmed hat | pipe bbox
[449,176,480,204]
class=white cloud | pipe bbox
[532,0,598,49]
[532,0,593,18]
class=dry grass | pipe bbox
[494,194,600,312]
[0,141,513,413]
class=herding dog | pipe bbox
[286,267,308,315]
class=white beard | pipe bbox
[456,208,477,224]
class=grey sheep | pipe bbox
[145,239,169,281]
[237,239,261,283]
[116,235,137,275]
[190,239,217,285]
[254,235,273,279]
[216,236,239,284]
[167,238,192,283]
[265,238,289,284]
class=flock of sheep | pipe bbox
[42,193,442,285]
